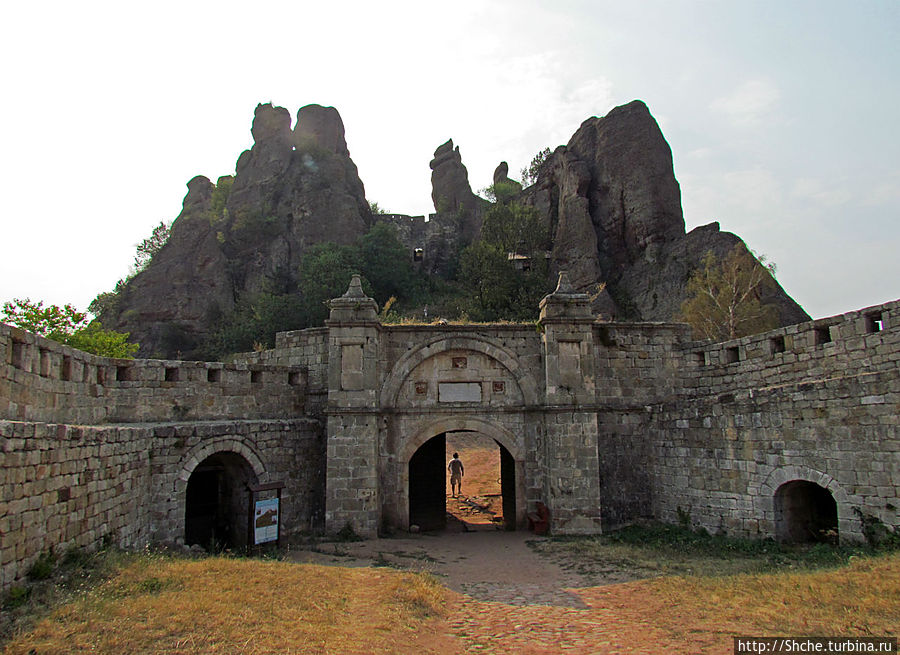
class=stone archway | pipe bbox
[774,480,839,543]
[380,335,541,408]
[175,436,267,549]
[399,417,526,532]
[755,465,859,541]
[184,451,259,550]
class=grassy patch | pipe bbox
[3,553,451,654]
[531,522,897,581]
[1,547,131,644]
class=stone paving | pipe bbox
[286,530,595,608]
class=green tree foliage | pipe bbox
[458,241,518,320]
[520,147,552,186]
[456,192,552,321]
[66,322,140,358]
[1,298,138,358]
[298,243,368,325]
[481,180,521,204]
[134,221,171,272]
[203,293,306,357]
[680,244,780,341]
[210,176,233,223]
[480,199,549,258]
[368,201,388,215]
[358,223,418,303]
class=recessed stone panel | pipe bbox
[438,382,482,402]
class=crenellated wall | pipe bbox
[2,287,898,591]
[649,300,900,540]
[1,324,309,424]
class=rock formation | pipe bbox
[429,139,489,243]
[523,100,808,324]
[103,99,808,359]
[492,161,522,193]
[104,103,371,357]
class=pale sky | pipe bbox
[1,0,897,320]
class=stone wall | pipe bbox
[649,300,900,540]
[1,324,309,424]
[2,284,898,590]
[1,417,325,589]
[593,322,691,527]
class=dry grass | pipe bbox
[451,553,900,654]
[644,552,900,637]
[3,555,453,655]
[5,548,898,654]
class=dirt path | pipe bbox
[288,530,603,607]
[285,532,709,653]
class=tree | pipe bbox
[458,241,518,320]
[368,201,388,215]
[298,243,370,325]
[480,200,548,258]
[520,147,551,186]
[1,298,138,358]
[680,244,780,341]
[358,222,416,304]
[481,180,521,204]
[134,221,171,272]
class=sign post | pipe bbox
[247,481,284,551]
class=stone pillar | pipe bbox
[324,275,381,537]
[538,272,603,533]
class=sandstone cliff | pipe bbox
[105,103,371,357]
[521,100,808,324]
[104,99,808,358]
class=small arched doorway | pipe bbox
[774,480,839,543]
[185,451,259,550]
[408,430,516,532]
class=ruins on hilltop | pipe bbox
[2,277,898,588]
[98,100,807,359]
[2,100,897,590]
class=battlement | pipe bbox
[682,299,899,395]
[1,323,308,424]
[2,294,898,590]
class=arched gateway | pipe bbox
[323,274,604,538]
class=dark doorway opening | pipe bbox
[409,430,516,533]
[185,452,258,550]
[774,480,839,543]
[409,433,447,531]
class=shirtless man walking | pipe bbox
[448,452,465,498]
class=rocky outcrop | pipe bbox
[492,161,522,192]
[106,103,371,357]
[524,100,808,325]
[429,139,489,243]
[105,98,808,358]
[104,175,234,357]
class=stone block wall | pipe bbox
[592,322,691,528]
[648,299,900,541]
[146,419,325,544]
[1,323,309,424]
[1,417,325,589]
[1,420,153,589]
[379,325,544,396]
[650,369,899,541]
[680,300,899,398]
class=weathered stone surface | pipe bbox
[293,104,350,157]
[523,100,808,324]
[430,139,489,243]
[106,103,371,357]
[104,175,234,357]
